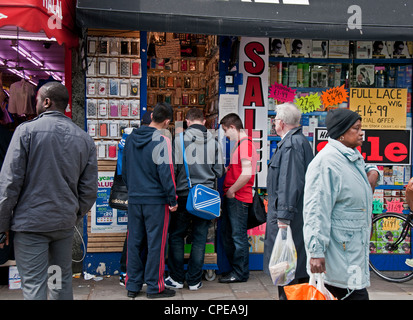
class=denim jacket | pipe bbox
[303,138,375,290]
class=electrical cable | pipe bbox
[72,226,86,263]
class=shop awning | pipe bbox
[76,0,413,40]
[0,0,79,48]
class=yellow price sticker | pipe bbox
[295,93,322,114]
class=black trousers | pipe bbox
[325,284,369,300]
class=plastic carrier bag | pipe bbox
[268,225,297,286]
[284,273,337,300]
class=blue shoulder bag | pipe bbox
[180,132,221,220]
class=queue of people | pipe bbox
[0,91,378,300]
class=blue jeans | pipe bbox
[221,196,250,281]
[167,196,210,286]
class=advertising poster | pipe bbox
[238,37,269,188]
[314,128,411,165]
[91,171,128,233]
[349,88,407,129]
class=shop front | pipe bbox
[0,0,79,283]
[76,0,413,276]
[0,0,79,121]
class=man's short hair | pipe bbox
[152,102,173,123]
[219,113,244,130]
[185,108,204,122]
[39,82,69,111]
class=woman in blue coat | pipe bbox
[303,108,379,300]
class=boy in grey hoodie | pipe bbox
[166,108,224,290]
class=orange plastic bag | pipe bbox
[284,274,337,300]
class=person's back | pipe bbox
[123,125,176,205]
[174,124,224,195]
[166,108,224,291]
[0,81,98,300]
[122,102,177,299]
[2,111,97,232]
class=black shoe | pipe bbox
[127,290,139,298]
[147,288,176,299]
[218,273,246,283]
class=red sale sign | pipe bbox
[238,37,269,187]
[314,128,411,165]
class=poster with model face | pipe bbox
[289,39,311,58]
[91,171,128,233]
[269,38,289,57]
[355,65,375,87]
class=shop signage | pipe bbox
[349,88,407,130]
[0,1,78,48]
[91,172,128,233]
[314,128,411,165]
[43,0,63,20]
[239,37,269,187]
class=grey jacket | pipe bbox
[174,124,224,196]
[0,111,98,233]
[263,127,314,279]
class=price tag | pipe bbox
[372,199,384,214]
[295,93,322,114]
[349,88,407,129]
[268,82,296,103]
[386,199,404,214]
[321,85,349,108]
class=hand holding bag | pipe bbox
[268,225,297,286]
[180,133,221,220]
[284,273,337,300]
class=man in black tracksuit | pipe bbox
[122,103,178,299]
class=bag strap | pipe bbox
[234,137,259,190]
[180,132,192,189]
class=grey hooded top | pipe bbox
[173,124,225,196]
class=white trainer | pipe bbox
[165,276,184,289]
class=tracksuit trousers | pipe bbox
[126,203,169,294]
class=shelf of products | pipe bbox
[85,32,142,161]
[146,33,220,130]
[266,40,413,217]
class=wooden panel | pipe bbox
[86,211,126,253]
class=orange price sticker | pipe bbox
[321,85,349,108]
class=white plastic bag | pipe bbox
[309,273,337,300]
[268,225,297,286]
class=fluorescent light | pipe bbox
[27,56,43,67]
[11,43,44,68]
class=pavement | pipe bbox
[1,270,413,301]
